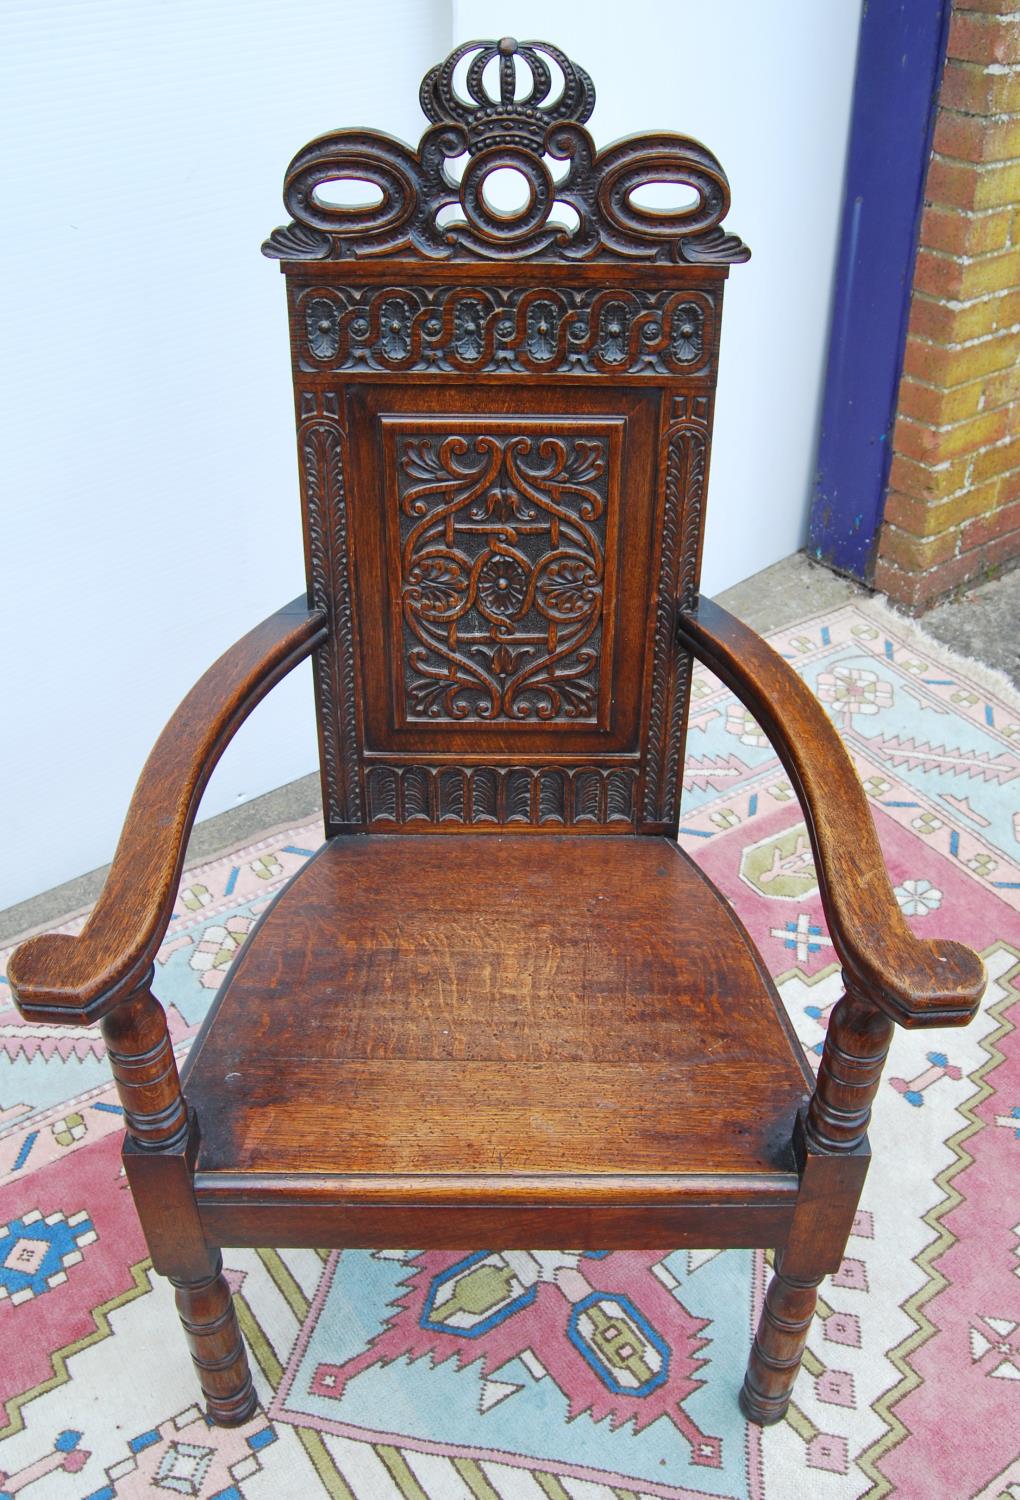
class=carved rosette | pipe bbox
[294,284,715,376]
[263,37,749,265]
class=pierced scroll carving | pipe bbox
[300,417,362,825]
[263,37,749,265]
[366,764,637,827]
[392,428,614,725]
[294,284,716,376]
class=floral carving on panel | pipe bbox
[395,430,612,723]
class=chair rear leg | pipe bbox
[739,1256,822,1425]
[170,1250,257,1426]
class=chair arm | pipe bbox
[8,598,327,1026]
[676,596,984,1029]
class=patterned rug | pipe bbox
[1,598,1018,1500]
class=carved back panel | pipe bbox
[265,38,748,834]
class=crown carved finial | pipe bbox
[418,37,596,156]
[263,37,749,265]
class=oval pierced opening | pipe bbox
[480,166,531,216]
[551,201,580,235]
[312,177,384,209]
[628,181,700,215]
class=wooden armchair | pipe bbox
[8,38,984,1433]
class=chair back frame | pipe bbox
[263,37,749,836]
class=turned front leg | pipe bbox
[172,1252,258,1426]
[805,988,895,1152]
[740,1258,823,1425]
[103,979,257,1425]
[100,978,189,1150]
[742,981,892,1425]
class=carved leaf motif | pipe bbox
[471,768,499,820]
[305,297,341,359]
[598,301,631,363]
[506,771,534,821]
[535,556,600,619]
[439,770,466,820]
[378,298,412,360]
[670,302,704,364]
[364,764,641,828]
[401,439,452,483]
[526,300,560,360]
[406,554,469,618]
[368,767,398,820]
[562,440,606,485]
[575,771,602,821]
[453,299,485,360]
[539,771,567,822]
[607,770,635,820]
[404,766,432,819]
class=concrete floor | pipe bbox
[1,553,1015,945]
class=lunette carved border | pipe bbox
[365,763,637,828]
[298,401,363,825]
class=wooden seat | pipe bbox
[184,836,811,1209]
[8,34,984,1438]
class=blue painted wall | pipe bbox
[808,0,952,580]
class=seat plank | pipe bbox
[183,836,812,1184]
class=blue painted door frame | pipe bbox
[808,0,952,581]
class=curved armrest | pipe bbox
[677,596,984,1029]
[8,598,327,1024]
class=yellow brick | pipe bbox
[911,293,1007,343]
[888,450,972,501]
[883,480,1002,537]
[879,524,959,570]
[975,160,1020,208]
[984,363,1020,407]
[956,248,1020,300]
[990,71,1020,111]
[897,376,984,426]
[894,407,1009,463]
[904,330,1020,388]
[970,433,1020,481]
[985,116,1020,159]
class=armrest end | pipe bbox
[7,598,326,1025]
[678,597,985,1030]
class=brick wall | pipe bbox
[875,0,1020,611]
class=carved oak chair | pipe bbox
[9,38,984,1433]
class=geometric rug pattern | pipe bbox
[1,599,1018,1498]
